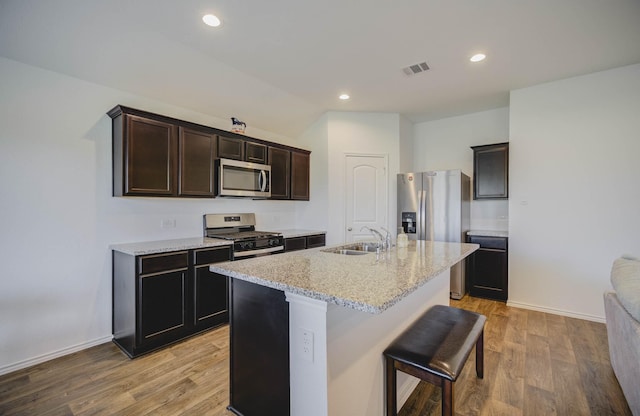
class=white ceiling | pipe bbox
[2,0,640,137]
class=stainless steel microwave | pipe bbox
[217,158,271,198]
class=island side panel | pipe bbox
[286,293,329,416]
[327,269,450,415]
[228,278,290,416]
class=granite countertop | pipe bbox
[210,240,478,314]
[272,229,326,239]
[110,237,231,256]
[467,230,509,238]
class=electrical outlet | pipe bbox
[299,328,314,362]
[161,219,176,229]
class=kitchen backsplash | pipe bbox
[470,199,508,231]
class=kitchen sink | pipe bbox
[321,242,381,255]
[328,249,369,255]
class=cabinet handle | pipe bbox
[478,248,506,253]
[140,267,188,278]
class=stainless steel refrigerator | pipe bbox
[397,170,471,299]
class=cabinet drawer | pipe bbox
[285,237,306,252]
[138,252,188,275]
[306,234,326,248]
[468,236,507,250]
[194,247,231,265]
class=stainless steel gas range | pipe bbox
[204,213,284,260]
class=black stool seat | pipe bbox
[383,305,486,416]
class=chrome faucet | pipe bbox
[360,226,388,251]
[381,227,392,250]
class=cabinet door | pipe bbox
[268,147,291,199]
[178,127,216,197]
[218,135,245,160]
[284,237,306,252]
[192,247,231,330]
[472,142,509,199]
[291,151,310,200]
[306,234,326,248]
[124,115,177,196]
[193,267,229,330]
[138,269,187,344]
[468,236,508,301]
[246,142,267,164]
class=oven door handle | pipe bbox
[233,245,284,258]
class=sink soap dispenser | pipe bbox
[397,227,408,248]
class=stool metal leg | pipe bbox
[386,357,397,416]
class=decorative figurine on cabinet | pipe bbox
[231,117,246,134]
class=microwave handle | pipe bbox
[259,170,267,192]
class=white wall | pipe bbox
[413,108,510,231]
[325,112,401,245]
[509,63,640,320]
[298,111,402,245]
[398,115,414,172]
[0,57,303,374]
[296,114,329,231]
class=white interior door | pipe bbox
[345,154,388,242]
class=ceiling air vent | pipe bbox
[402,61,430,76]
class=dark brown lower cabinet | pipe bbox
[112,246,231,358]
[193,267,227,329]
[284,233,326,252]
[140,267,187,343]
[228,278,290,416]
[467,236,508,301]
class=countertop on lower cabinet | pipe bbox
[272,229,326,239]
[210,240,478,314]
[467,230,509,238]
[110,237,231,255]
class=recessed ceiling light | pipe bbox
[470,53,486,62]
[202,14,221,27]
[339,94,350,100]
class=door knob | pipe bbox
[347,227,352,231]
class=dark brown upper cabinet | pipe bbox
[246,142,267,164]
[471,142,509,200]
[178,127,217,197]
[217,135,245,161]
[108,105,311,200]
[268,146,291,199]
[111,112,178,197]
[291,151,310,201]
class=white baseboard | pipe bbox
[506,300,605,324]
[0,335,113,376]
[397,376,421,409]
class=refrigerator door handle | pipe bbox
[417,190,425,240]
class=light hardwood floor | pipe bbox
[400,296,631,416]
[0,297,630,415]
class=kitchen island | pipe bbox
[210,240,478,416]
